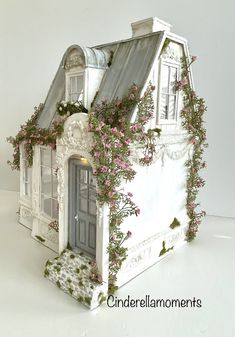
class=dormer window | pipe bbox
[158,61,180,123]
[68,73,84,102]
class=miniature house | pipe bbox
[18,17,194,309]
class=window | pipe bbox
[40,147,58,219]
[159,62,179,122]
[22,145,32,197]
[68,74,84,102]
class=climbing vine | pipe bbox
[7,104,65,170]
[178,55,207,241]
[88,84,161,294]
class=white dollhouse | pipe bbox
[18,17,194,308]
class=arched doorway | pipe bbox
[68,157,96,257]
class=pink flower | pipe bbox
[110,201,116,208]
[105,180,111,186]
[108,191,115,198]
[191,137,197,145]
[127,192,133,197]
[94,151,101,158]
[127,231,132,238]
[100,166,108,173]
[191,55,197,62]
[187,203,196,209]
[135,208,140,216]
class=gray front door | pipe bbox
[69,158,96,257]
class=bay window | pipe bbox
[40,147,58,219]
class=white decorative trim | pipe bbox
[65,49,84,70]
[131,132,193,165]
[162,45,181,62]
[56,113,109,287]
[117,224,188,287]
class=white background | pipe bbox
[0,0,234,217]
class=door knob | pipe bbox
[74,214,79,221]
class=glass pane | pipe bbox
[23,160,28,182]
[70,76,75,94]
[42,196,52,216]
[25,182,29,196]
[78,219,86,245]
[77,75,83,95]
[161,65,169,93]
[160,94,168,119]
[169,67,177,93]
[70,75,83,102]
[51,150,57,168]
[89,173,96,187]
[168,95,176,120]
[89,201,96,216]
[80,169,88,184]
[41,166,51,195]
[88,222,96,249]
[52,169,58,197]
[79,183,88,198]
[70,93,78,102]
[89,187,96,201]
[41,148,51,167]
[79,198,87,212]
[52,199,59,219]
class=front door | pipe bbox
[68,158,96,257]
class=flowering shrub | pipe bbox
[7,104,65,170]
[57,101,88,116]
[178,56,208,241]
[88,84,161,294]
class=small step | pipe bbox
[44,249,106,309]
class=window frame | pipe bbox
[157,59,181,125]
[39,146,58,220]
[65,70,84,103]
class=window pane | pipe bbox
[52,199,59,219]
[52,170,58,197]
[51,151,57,168]
[161,65,170,93]
[79,198,87,212]
[42,195,52,216]
[89,201,96,216]
[168,95,176,120]
[79,183,88,198]
[41,148,51,167]
[41,166,51,195]
[169,67,177,93]
[80,169,88,184]
[70,76,77,93]
[69,75,83,102]
[89,173,96,187]
[25,182,29,196]
[160,93,168,119]
[77,76,83,95]
[23,160,28,182]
